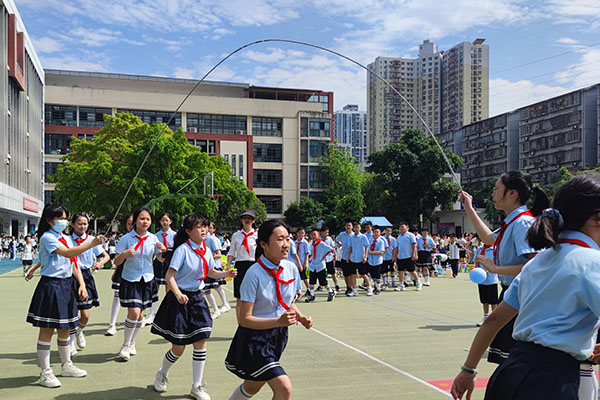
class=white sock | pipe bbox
[37,340,51,370]
[578,364,597,400]
[160,349,179,374]
[130,320,143,343]
[69,327,76,346]
[309,285,315,296]
[192,349,206,388]
[215,286,228,306]
[77,324,86,334]
[149,301,158,317]
[123,318,136,345]
[483,313,489,318]
[205,291,219,311]
[375,279,381,290]
[109,292,120,326]
[327,286,334,293]
[424,274,430,284]
[229,383,253,399]
[57,337,71,364]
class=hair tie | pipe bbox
[542,208,564,228]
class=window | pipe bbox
[117,109,181,131]
[309,140,328,162]
[44,190,57,205]
[253,169,282,188]
[44,162,61,183]
[257,195,282,214]
[253,143,282,162]
[309,118,331,137]
[300,166,308,189]
[231,155,236,177]
[45,133,73,155]
[239,154,244,178]
[309,166,325,188]
[208,140,216,155]
[79,107,111,127]
[187,113,246,134]
[252,117,282,137]
[45,105,76,126]
[300,118,308,137]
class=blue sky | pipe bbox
[15,0,600,117]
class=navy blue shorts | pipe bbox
[342,260,355,277]
[397,258,415,272]
[27,276,79,330]
[151,289,212,345]
[111,264,123,290]
[225,326,288,381]
[119,277,158,310]
[325,261,336,275]
[299,268,308,280]
[478,283,499,305]
[233,260,255,299]
[416,251,433,267]
[352,262,368,276]
[381,259,395,274]
[368,263,382,280]
[75,268,100,310]
[309,269,328,286]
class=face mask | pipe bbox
[53,219,68,232]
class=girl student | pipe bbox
[144,212,176,327]
[203,221,231,320]
[21,235,34,276]
[25,203,104,388]
[459,170,549,365]
[451,174,600,400]
[105,214,133,336]
[69,213,110,352]
[113,207,166,361]
[150,215,236,400]
[225,219,313,400]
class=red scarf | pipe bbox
[493,210,533,264]
[58,236,78,270]
[386,236,391,246]
[241,230,256,254]
[312,239,321,259]
[370,238,377,251]
[161,232,168,248]
[557,238,591,248]
[257,258,296,311]
[73,234,88,265]
[134,234,148,256]
[187,240,209,280]
[478,244,493,268]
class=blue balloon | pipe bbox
[470,267,487,284]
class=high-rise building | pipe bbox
[333,104,367,164]
[367,39,488,154]
[0,0,44,235]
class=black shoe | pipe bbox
[335,284,341,292]
[374,288,381,295]
[327,291,336,302]
[316,286,323,292]
[305,290,311,298]
[358,284,367,290]
[304,294,316,303]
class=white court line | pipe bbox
[222,286,452,397]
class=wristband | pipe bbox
[460,364,478,374]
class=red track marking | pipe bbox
[428,377,490,391]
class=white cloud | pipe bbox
[70,27,123,47]
[32,36,64,54]
[211,28,236,40]
[555,47,600,89]
[489,78,571,116]
[41,55,109,72]
[556,37,578,45]
[545,0,600,28]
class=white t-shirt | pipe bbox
[22,244,33,260]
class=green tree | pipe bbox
[283,197,324,228]
[334,193,365,224]
[464,178,503,224]
[367,129,463,224]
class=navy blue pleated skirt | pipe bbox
[488,285,516,364]
[119,278,158,310]
[150,289,212,345]
[204,265,227,289]
[484,341,580,400]
[153,258,168,285]
[74,268,100,310]
[27,276,79,330]
[225,326,288,381]
[111,264,123,290]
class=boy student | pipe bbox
[381,226,397,290]
[320,227,340,292]
[367,225,386,295]
[394,222,421,291]
[447,234,462,278]
[347,222,371,296]
[305,229,336,302]
[336,221,354,295]
[416,227,436,286]
[294,227,310,295]
[359,222,374,290]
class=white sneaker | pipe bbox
[40,368,61,388]
[394,284,405,291]
[118,344,130,361]
[128,343,137,356]
[218,303,231,313]
[423,282,431,286]
[70,342,78,356]
[105,324,117,336]
[211,310,221,320]
[416,281,422,291]
[190,385,211,400]
[60,361,87,377]
[153,370,168,392]
[76,328,86,349]
[141,314,155,328]
[367,287,373,296]
[476,316,488,327]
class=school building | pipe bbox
[43,70,333,218]
[0,0,44,236]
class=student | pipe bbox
[363,221,373,242]
[304,228,336,302]
[113,207,167,361]
[336,221,354,294]
[204,221,230,319]
[320,227,340,292]
[416,227,436,286]
[473,244,498,327]
[451,175,600,400]
[25,203,104,388]
[225,219,313,400]
[151,215,237,400]
[447,234,461,278]
[380,226,397,290]
[459,170,549,365]
[347,222,370,296]
[69,213,110,353]
[21,236,34,276]
[367,225,386,295]
[394,222,421,291]
[105,214,133,336]
[293,227,310,295]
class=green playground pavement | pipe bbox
[0,268,498,399]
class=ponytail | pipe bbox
[170,214,208,263]
[529,186,550,217]
[500,171,549,216]
[527,209,562,250]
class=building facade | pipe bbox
[43,70,333,218]
[0,0,44,236]
[333,104,367,164]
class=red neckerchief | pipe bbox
[134,234,148,256]
[257,258,295,311]
[422,236,427,248]
[241,230,256,254]
[493,209,533,264]
[478,244,493,268]
[73,234,88,264]
[312,239,321,259]
[296,240,301,254]
[386,236,391,246]
[161,232,168,248]
[558,238,591,248]
[370,238,377,251]
[58,236,78,270]
[187,240,209,280]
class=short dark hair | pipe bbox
[372,225,381,231]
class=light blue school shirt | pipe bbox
[286,237,298,263]
[364,231,373,242]
[169,240,214,292]
[71,233,103,270]
[240,256,302,318]
[205,233,221,254]
[382,235,396,260]
[396,232,416,259]
[503,231,600,361]
[40,230,74,278]
[324,236,336,262]
[417,235,436,252]
[349,233,369,263]
[308,240,333,272]
[295,238,309,265]
[155,228,176,250]
[492,205,536,286]
[336,231,354,261]
[116,230,161,282]
[368,237,386,266]
[474,245,498,285]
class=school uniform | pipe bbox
[488,205,536,365]
[396,232,416,272]
[474,245,498,305]
[151,240,214,345]
[364,231,373,242]
[71,233,104,309]
[348,233,369,276]
[381,234,396,274]
[285,237,298,265]
[295,238,310,280]
[337,231,354,277]
[448,242,460,277]
[416,235,435,268]
[367,236,386,280]
[203,233,226,289]
[225,256,301,381]
[26,231,79,330]
[484,231,600,400]
[116,230,162,310]
[230,229,257,299]
[324,236,336,276]
[153,228,176,285]
[308,239,333,286]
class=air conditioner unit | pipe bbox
[236,130,245,135]
[188,127,198,133]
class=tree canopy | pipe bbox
[283,197,324,229]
